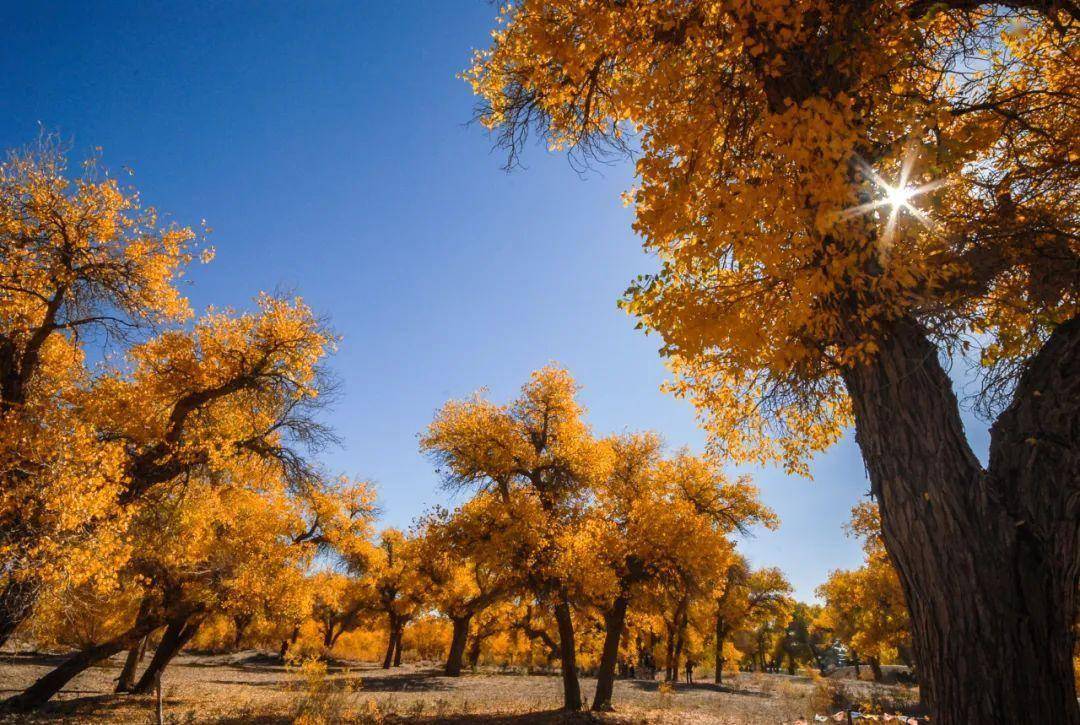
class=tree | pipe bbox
[420,366,611,710]
[712,560,792,683]
[0,140,198,644]
[365,528,426,669]
[416,500,514,676]
[469,2,1078,721]
[582,434,775,709]
[311,572,370,651]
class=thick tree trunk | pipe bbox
[131,615,200,695]
[868,656,883,682]
[445,615,472,676]
[115,635,150,693]
[323,620,336,650]
[592,593,629,711]
[552,598,582,711]
[842,315,1080,724]
[5,613,164,710]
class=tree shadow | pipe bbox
[621,679,771,698]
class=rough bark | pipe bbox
[842,315,1080,724]
[592,593,629,711]
[445,615,472,676]
[552,598,582,710]
[868,656,883,683]
[131,615,201,694]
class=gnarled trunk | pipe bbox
[552,598,582,710]
[842,315,1080,724]
[445,615,472,676]
[592,593,629,711]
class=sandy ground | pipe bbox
[0,649,918,724]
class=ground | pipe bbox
[0,650,920,724]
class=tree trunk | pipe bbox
[592,593,629,711]
[322,620,336,650]
[392,624,404,667]
[664,625,676,682]
[714,618,728,685]
[842,315,1080,724]
[131,615,201,695]
[115,635,150,693]
[467,633,482,670]
[868,656,883,682]
[232,614,251,651]
[5,613,164,710]
[445,615,472,676]
[382,615,397,669]
[279,625,300,661]
[552,598,582,710]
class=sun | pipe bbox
[883,183,917,211]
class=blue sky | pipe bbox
[1,1,992,600]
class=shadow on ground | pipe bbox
[623,679,771,698]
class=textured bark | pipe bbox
[445,615,472,676]
[5,613,164,710]
[131,615,201,694]
[552,598,582,710]
[592,593,629,711]
[467,634,482,669]
[842,315,1080,724]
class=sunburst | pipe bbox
[841,147,946,246]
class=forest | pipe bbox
[0,0,1076,724]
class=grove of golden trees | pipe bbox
[0,144,808,715]
[466,0,1077,722]
[3,0,1075,717]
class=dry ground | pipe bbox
[0,650,919,724]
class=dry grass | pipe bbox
[0,649,920,724]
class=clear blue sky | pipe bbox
[1,1,992,601]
